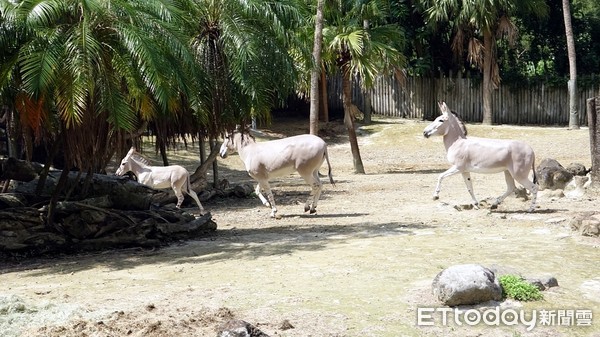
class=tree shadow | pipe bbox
[4,220,433,275]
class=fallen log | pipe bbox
[0,204,216,258]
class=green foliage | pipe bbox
[499,275,543,301]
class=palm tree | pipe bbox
[423,0,548,125]
[186,0,305,185]
[0,0,201,224]
[188,0,305,132]
[0,0,200,171]
[322,0,406,173]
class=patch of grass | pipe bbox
[499,274,543,301]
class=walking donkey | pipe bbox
[219,130,334,218]
[116,147,205,213]
[423,102,538,212]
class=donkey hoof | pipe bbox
[490,204,498,210]
[304,206,310,212]
[309,208,317,214]
[432,196,439,201]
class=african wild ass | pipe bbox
[423,102,538,212]
[116,147,205,213]
[219,131,334,218]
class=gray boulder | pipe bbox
[566,162,588,176]
[432,264,503,306]
[536,158,573,190]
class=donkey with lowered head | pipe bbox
[219,131,334,218]
[423,102,538,212]
[116,147,205,213]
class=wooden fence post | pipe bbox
[587,97,600,186]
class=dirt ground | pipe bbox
[1,116,599,337]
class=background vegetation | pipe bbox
[1,0,599,174]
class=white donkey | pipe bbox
[115,147,205,213]
[219,131,334,218]
[423,102,538,212]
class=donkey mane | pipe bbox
[130,152,151,166]
[450,110,468,136]
[237,132,256,147]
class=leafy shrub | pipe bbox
[499,275,543,301]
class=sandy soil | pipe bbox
[1,117,599,337]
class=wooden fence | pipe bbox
[327,75,600,126]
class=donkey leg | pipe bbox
[461,172,480,209]
[303,171,322,214]
[492,170,516,209]
[185,189,205,214]
[516,177,538,212]
[172,185,185,208]
[434,166,460,200]
[255,183,270,207]
[256,181,278,218]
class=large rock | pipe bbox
[570,212,600,237]
[536,158,573,190]
[432,264,503,306]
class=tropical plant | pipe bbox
[187,0,305,131]
[184,0,306,184]
[422,0,549,125]
[0,0,203,225]
[499,274,543,301]
[321,0,407,174]
[0,0,200,171]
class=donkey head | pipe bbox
[219,132,235,158]
[423,102,467,138]
[424,102,451,138]
[115,147,136,176]
[219,130,255,158]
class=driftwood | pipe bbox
[0,204,216,257]
[0,171,219,258]
[0,157,44,182]
[0,165,264,258]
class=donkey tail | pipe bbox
[184,173,193,194]
[324,147,335,187]
[532,155,538,184]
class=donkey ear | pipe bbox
[439,101,451,114]
[127,147,136,155]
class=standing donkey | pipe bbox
[423,102,538,212]
[219,130,334,218]
[116,147,205,213]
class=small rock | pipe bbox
[217,319,269,337]
[279,319,294,330]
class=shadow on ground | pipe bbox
[2,220,433,276]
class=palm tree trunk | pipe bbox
[482,30,494,125]
[587,98,600,186]
[342,69,365,174]
[319,67,329,123]
[362,19,372,125]
[563,0,579,129]
[309,0,325,135]
[158,138,169,166]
